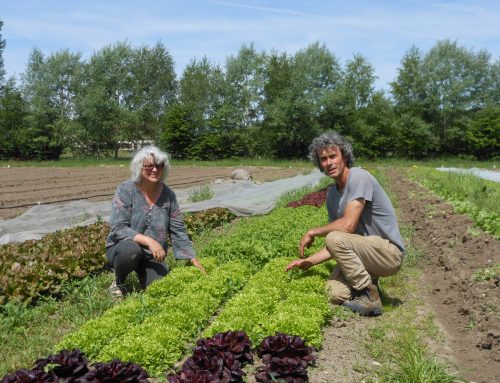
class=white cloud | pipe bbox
[208,0,313,17]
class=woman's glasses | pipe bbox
[143,163,165,171]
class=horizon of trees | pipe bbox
[0,19,498,161]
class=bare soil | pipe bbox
[308,167,499,383]
[0,166,309,220]
[385,167,499,383]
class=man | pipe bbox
[285,132,405,316]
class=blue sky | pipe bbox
[1,0,499,90]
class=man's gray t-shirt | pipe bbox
[326,167,405,253]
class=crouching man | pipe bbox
[285,132,405,316]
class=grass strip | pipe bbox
[0,274,116,376]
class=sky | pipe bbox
[1,0,499,91]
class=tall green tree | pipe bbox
[394,113,439,158]
[342,53,376,111]
[466,106,500,159]
[160,103,195,159]
[129,42,176,142]
[20,48,68,159]
[78,41,176,157]
[225,43,266,130]
[333,53,378,152]
[292,42,341,116]
[170,56,234,159]
[422,40,492,153]
[77,42,133,157]
[390,46,427,117]
[178,56,225,131]
[0,79,28,159]
[0,19,6,85]
[261,43,342,158]
[260,50,293,157]
[44,49,84,150]
[319,53,378,144]
[355,91,398,158]
[488,58,500,106]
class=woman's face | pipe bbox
[141,156,164,184]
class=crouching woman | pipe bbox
[105,145,206,297]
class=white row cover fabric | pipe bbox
[436,167,500,183]
[0,169,324,245]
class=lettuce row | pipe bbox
[200,206,327,266]
[56,200,334,376]
[0,207,235,305]
[204,257,332,349]
[95,260,254,376]
[55,257,220,358]
[410,168,500,238]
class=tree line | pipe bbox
[0,21,498,161]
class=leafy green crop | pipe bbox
[204,257,332,348]
[1,208,236,305]
[183,207,236,238]
[410,167,500,238]
[58,259,254,376]
[0,222,109,305]
[200,205,327,265]
[55,192,336,377]
[55,258,218,357]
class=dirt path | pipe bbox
[0,166,309,219]
[385,167,499,383]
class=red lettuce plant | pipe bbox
[286,188,328,208]
[34,349,89,382]
[1,350,149,383]
[166,369,219,383]
[255,332,316,383]
[1,369,57,383]
[167,331,253,383]
[80,360,149,383]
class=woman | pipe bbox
[106,145,206,298]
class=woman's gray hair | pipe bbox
[130,145,170,183]
[308,132,355,169]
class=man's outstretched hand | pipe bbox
[285,258,313,272]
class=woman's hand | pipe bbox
[146,237,166,262]
[191,258,208,275]
[133,233,166,262]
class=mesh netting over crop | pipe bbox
[0,170,324,245]
[436,167,500,182]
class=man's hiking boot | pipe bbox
[342,283,383,316]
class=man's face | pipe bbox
[317,146,346,179]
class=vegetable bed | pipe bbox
[9,187,334,380]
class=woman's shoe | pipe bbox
[108,280,124,300]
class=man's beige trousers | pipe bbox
[324,231,403,304]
